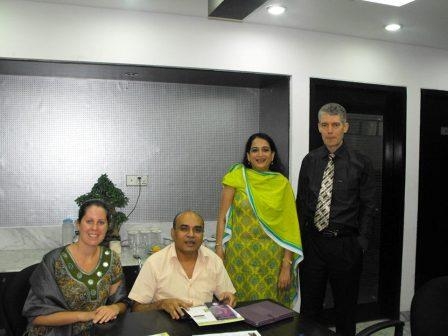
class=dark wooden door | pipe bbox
[309,78,406,321]
[416,89,448,289]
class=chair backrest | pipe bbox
[1,263,38,336]
[411,275,448,336]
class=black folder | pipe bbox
[235,300,295,327]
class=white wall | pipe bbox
[2,0,448,311]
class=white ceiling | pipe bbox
[29,0,448,51]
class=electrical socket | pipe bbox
[126,175,149,186]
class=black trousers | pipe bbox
[300,231,363,336]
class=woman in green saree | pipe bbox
[216,133,303,310]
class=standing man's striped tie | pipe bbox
[314,153,335,231]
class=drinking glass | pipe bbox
[139,230,152,256]
[150,228,162,251]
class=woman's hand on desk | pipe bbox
[92,304,121,324]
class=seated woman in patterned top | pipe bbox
[23,199,128,336]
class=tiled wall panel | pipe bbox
[0,75,259,226]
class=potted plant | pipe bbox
[75,174,129,248]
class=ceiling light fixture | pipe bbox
[385,23,402,32]
[361,0,415,6]
[267,5,286,15]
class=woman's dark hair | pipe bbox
[78,199,111,224]
[242,133,286,175]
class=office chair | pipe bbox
[356,275,448,336]
[1,263,38,336]
[411,275,448,336]
[355,319,404,336]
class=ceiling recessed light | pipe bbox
[385,23,402,32]
[361,0,415,7]
[267,5,286,15]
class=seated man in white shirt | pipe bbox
[129,210,237,319]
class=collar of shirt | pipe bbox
[320,142,348,161]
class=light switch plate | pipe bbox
[126,175,149,186]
